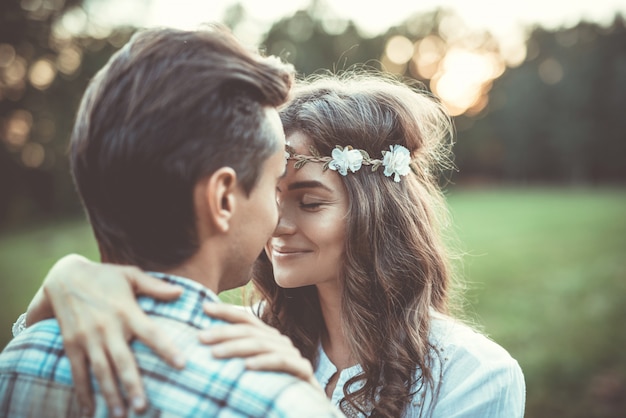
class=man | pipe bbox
[0,26,342,417]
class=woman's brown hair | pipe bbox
[252,72,459,416]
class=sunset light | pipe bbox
[381,29,508,116]
[43,0,626,118]
[28,58,57,90]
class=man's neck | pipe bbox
[163,252,222,294]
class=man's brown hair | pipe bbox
[70,26,293,271]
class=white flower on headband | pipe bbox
[382,145,411,182]
[328,146,363,176]
[286,143,413,182]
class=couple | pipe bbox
[1,25,525,417]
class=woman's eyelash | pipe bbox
[300,202,322,209]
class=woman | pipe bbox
[16,73,525,417]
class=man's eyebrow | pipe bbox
[287,180,332,191]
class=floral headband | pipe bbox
[285,144,413,182]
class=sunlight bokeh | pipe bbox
[3,110,32,150]
[68,0,625,117]
[381,26,509,115]
[28,58,57,91]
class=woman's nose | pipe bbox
[272,207,296,237]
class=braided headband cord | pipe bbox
[285,144,414,182]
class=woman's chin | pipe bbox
[274,276,300,289]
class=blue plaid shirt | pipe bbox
[0,273,343,417]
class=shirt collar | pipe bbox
[137,272,222,330]
[315,344,363,383]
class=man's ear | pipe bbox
[203,167,238,233]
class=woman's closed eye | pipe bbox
[299,201,324,210]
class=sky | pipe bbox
[73,0,626,116]
[86,0,626,42]
[77,0,626,78]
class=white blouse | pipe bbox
[314,313,526,417]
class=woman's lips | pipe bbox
[271,246,312,259]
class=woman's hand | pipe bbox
[199,303,321,391]
[25,254,186,417]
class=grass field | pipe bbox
[1,188,625,417]
[446,188,626,417]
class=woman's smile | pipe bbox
[270,245,313,259]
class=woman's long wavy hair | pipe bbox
[251,72,459,417]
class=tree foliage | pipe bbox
[0,0,132,226]
[1,3,625,228]
[259,7,626,186]
[458,18,626,184]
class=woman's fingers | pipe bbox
[102,306,184,412]
[129,312,186,369]
[50,282,146,415]
[206,335,314,383]
[29,256,188,414]
[245,352,314,380]
[56,298,99,414]
[198,323,282,344]
[106,335,146,413]
[124,267,183,300]
[208,336,289,358]
[86,343,126,418]
[65,345,94,416]
[201,325,298,360]
[197,317,317,386]
[245,354,321,391]
[202,302,265,327]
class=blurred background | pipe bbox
[1,0,625,416]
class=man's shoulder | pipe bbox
[0,315,344,417]
[130,315,343,417]
[0,318,73,383]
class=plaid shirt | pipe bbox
[0,273,343,418]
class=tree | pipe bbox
[485,18,626,184]
[0,0,132,226]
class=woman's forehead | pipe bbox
[282,152,346,196]
[285,131,312,154]
[283,157,326,183]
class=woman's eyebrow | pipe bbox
[287,180,332,192]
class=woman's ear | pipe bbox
[202,167,238,233]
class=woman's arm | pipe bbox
[22,254,185,416]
